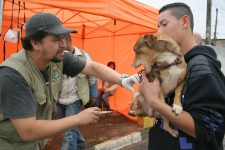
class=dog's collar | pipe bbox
[137,55,183,82]
[153,54,183,71]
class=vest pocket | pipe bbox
[35,93,47,105]
[31,82,47,105]
[51,79,61,101]
[77,73,90,105]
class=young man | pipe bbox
[139,3,225,150]
[0,13,139,150]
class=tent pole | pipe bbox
[16,1,21,52]
[112,32,116,110]
[82,24,85,49]
[0,0,4,37]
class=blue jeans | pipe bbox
[57,100,85,150]
[95,91,112,111]
[90,80,98,99]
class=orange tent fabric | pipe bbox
[0,0,158,121]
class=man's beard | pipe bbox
[50,57,61,63]
[50,51,64,63]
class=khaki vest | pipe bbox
[0,50,62,150]
[75,50,90,105]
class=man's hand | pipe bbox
[121,73,141,93]
[75,107,101,125]
[139,73,161,107]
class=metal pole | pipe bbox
[0,0,4,37]
[205,0,212,45]
[213,8,218,40]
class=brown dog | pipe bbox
[129,33,187,137]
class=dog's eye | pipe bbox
[134,49,140,54]
[135,50,141,54]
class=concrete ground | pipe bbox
[122,134,225,150]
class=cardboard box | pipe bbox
[137,117,155,128]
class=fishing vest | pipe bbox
[75,50,90,105]
[0,50,62,150]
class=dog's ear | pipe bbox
[143,34,156,49]
[154,33,181,55]
[134,36,145,53]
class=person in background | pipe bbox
[83,51,98,108]
[57,33,98,150]
[193,32,203,45]
[80,45,99,108]
[138,3,225,150]
[95,61,118,111]
[87,79,98,107]
[0,12,140,150]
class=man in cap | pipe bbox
[0,13,139,150]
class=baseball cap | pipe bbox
[25,12,77,37]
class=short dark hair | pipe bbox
[21,31,49,51]
[159,3,194,32]
[107,61,116,69]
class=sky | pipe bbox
[136,0,225,39]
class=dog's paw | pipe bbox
[164,124,179,137]
[133,92,140,100]
[128,110,136,117]
[169,129,179,137]
[128,110,146,117]
[172,104,183,116]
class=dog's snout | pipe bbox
[132,61,142,68]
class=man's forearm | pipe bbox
[82,61,121,85]
[11,115,81,142]
[153,100,196,137]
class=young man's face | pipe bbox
[37,34,67,62]
[158,9,182,44]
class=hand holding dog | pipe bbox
[139,73,162,108]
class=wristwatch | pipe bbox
[119,74,129,86]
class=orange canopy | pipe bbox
[0,0,158,121]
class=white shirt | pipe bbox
[58,47,83,105]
